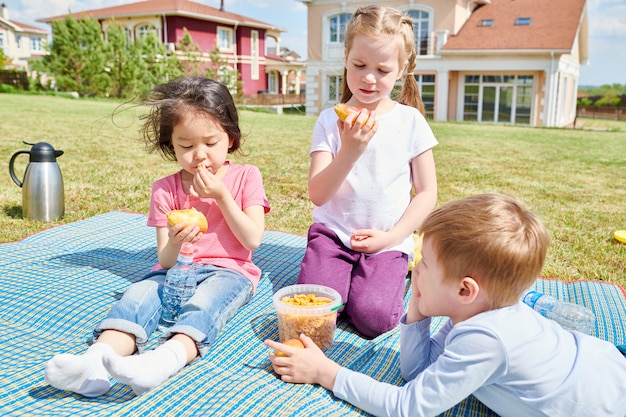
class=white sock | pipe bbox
[44,343,113,397]
[102,339,188,396]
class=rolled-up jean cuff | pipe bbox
[160,324,210,356]
[94,319,150,353]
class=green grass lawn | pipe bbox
[1,94,625,287]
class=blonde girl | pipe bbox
[297,5,438,338]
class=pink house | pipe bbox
[38,0,305,96]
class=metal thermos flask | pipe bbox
[9,141,65,221]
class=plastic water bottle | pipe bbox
[158,242,197,331]
[522,290,596,335]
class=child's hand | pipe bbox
[350,229,392,253]
[190,165,228,199]
[336,109,377,158]
[166,221,203,245]
[264,335,340,390]
[406,265,428,324]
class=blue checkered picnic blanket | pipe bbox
[0,211,624,416]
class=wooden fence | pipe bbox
[577,106,626,121]
[0,70,28,90]
[242,93,305,107]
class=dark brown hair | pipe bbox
[140,76,242,161]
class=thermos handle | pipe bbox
[9,150,29,188]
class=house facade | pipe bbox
[300,0,588,127]
[38,0,305,96]
[0,4,48,70]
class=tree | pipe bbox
[0,48,11,67]
[104,22,141,98]
[176,28,204,75]
[34,16,111,96]
[578,83,625,107]
[33,16,183,98]
[205,46,242,99]
[136,31,181,89]
[175,29,242,98]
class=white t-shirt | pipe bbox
[333,302,626,417]
[310,102,438,257]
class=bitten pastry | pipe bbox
[334,103,371,127]
[274,338,305,357]
[159,206,208,233]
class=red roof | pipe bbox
[38,0,284,31]
[443,0,586,52]
[8,20,49,34]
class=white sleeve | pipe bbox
[332,327,507,417]
[310,108,340,155]
[400,317,452,381]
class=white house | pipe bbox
[300,0,589,127]
[0,3,48,69]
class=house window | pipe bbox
[30,36,41,51]
[268,72,278,93]
[251,30,259,80]
[515,76,533,124]
[415,74,435,119]
[16,35,22,50]
[329,13,351,44]
[0,33,4,48]
[125,28,134,44]
[390,74,435,118]
[462,74,534,125]
[137,24,157,39]
[328,75,342,102]
[407,9,431,56]
[217,27,234,52]
[515,17,532,25]
[478,19,494,27]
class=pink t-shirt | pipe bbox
[147,162,270,289]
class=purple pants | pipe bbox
[297,223,408,338]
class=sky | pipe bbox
[5,0,625,87]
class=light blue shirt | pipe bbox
[333,302,626,417]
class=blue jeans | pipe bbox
[94,264,253,356]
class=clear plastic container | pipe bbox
[273,284,342,349]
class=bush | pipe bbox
[0,83,18,94]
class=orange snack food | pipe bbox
[334,103,370,127]
[159,206,208,233]
[273,285,342,350]
[281,293,333,307]
[277,293,336,349]
[274,338,305,357]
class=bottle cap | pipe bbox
[180,242,194,257]
[522,290,542,308]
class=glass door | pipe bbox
[481,86,496,122]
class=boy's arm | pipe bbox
[400,317,451,381]
[333,328,506,417]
